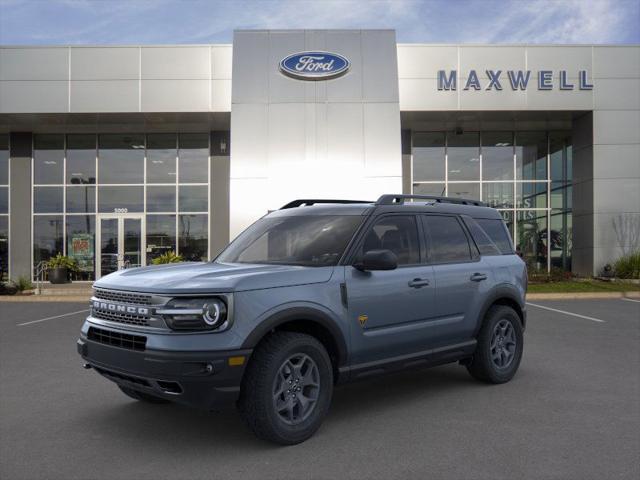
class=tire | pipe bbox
[466,305,524,384]
[118,385,170,404]
[238,332,334,445]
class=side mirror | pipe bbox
[353,249,398,271]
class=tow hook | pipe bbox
[83,363,92,370]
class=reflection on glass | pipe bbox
[448,132,479,181]
[146,215,176,264]
[517,210,547,271]
[34,186,63,213]
[34,135,64,185]
[178,133,209,183]
[147,185,176,212]
[550,209,572,271]
[66,134,96,184]
[147,134,177,184]
[98,186,143,213]
[413,133,445,181]
[98,134,144,184]
[66,186,96,213]
[0,216,7,280]
[448,183,480,200]
[516,132,547,181]
[412,183,446,197]
[123,218,142,268]
[0,134,8,185]
[550,132,572,183]
[100,218,118,276]
[66,215,95,280]
[0,187,7,214]
[482,132,514,181]
[33,215,64,272]
[483,182,514,208]
[179,214,208,261]
[550,182,571,210]
[517,182,547,209]
[179,185,208,212]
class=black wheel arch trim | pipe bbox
[240,306,349,367]
[474,284,526,336]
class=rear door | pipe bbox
[422,214,493,346]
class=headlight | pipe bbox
[157,297,228,331]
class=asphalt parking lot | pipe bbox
[1,298,638,480]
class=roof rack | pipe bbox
[280,199,373,209]
[376,194,485,207]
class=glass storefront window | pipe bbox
[66,134,96,184]
[179,185,208,212]
[66,215,95,281]
[482,132,514,181]
[413,133,445,182]
[34,135,64,185]
[517,182,547,209]
[179,214,208,261]
[66,186,96,213]
[179,134,209,183]
[448,132,479,181]
[147,134,177,184]
[146,214,176,264]
[33,215,64,267]
[412,183,445,197]
[34,186,63,213]
[517,210,548,271]
[516,132,547,181]
[147,186,176,212]
[0,187,7,214]
[0,134,8,185]
[98,134,144,184]
[0,216,7,280]
[550,209,572,271]
[98,186,144,213]
[448,183,480,200]
[483,182,514,208]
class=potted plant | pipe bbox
[47,254,78,284]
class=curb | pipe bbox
[527,291,640,300]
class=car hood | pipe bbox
[93,262,335,294]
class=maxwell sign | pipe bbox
[279,52,350,80]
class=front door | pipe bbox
[97,215,144,278]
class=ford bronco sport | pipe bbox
[78,194,527,444]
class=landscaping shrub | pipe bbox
[613,250,640,279]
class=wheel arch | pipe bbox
[475,285,526,336]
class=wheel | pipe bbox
[238,332,333,445]
[466,305,523,384]
[118,385,170,404]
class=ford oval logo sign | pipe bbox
[279,51,350,81]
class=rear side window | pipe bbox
[359,215,420,265]
[462,217,501,256]
[423,215,472,263]
[475,218,514,254]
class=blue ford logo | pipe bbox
[279,51,350,80]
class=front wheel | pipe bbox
[466,305,523,384]
[238,332,333,445]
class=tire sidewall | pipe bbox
[479,307,524,383]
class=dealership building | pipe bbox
[0,30,638,281]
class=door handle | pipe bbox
[470,273,488,282]
[408,278,430,288]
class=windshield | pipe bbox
[216,215,363,267]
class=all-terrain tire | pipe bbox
[118,385,170,404]
[466,305,524,384]
[238,331,333,445]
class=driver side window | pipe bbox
[359,216,420,265]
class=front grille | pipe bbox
[88,326,146,351]
[93,288,152,305]
[91,309,150,327]
[93,366,151,387]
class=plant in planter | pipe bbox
[47,254,79,284]
[151,251,184,265]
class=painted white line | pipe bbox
[621,298,640,304]
[17,309,89,327]
[526,302,605,323]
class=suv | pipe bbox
[78,194,526,444]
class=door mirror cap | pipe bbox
[354,249,398,271]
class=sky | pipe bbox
[0,0,638,45]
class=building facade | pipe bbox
[0,30,638,281]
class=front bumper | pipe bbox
[77,334,252,410]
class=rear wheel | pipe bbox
[238,332,333,445]
[466,305,523,384]
[118,385,170,404]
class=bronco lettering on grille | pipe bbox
[93,300,149,316]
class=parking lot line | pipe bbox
[17,309,89,327]
[526,302,605,323]
[621,298,640,304]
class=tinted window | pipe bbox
[476,218,514,254]
[424,215,471,263]
[98,134,144,184]
[462,217,501,256]
[360,216,420,265]
[218,215,363,267]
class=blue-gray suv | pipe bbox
[78,194,527,444]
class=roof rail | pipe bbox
[280,199,373,209]
[376,194,485,207]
